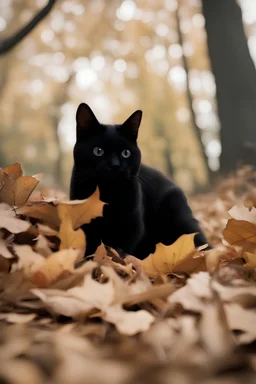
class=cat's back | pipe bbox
[137,164,176,200]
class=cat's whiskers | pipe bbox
[74,169,95,185]
[135,173,158,188]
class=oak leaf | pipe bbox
[0,163,40,207]
[141,233,205,278]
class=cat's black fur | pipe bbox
[70,103,209,259]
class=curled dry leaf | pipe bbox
[0,203,30,233]
[205,245,239,273]
[0,163,40,207]
[141,233,205,278]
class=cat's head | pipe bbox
[73,103,142,181]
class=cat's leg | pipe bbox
[157,187,210,248]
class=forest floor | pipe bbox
[0,164,256,384]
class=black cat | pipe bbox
[70,103,209,259]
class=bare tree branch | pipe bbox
[0,0,56,56]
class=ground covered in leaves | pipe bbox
[0,164,256,384]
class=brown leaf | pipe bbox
[228,203,256,225]
[223,218,256,245]
[18,203,60,229]
[1,163,23,179]
[58,213,86,255]
[0,163,40,207]
[243,251,256,269]
[57,186,105,229]
[141,233,205,278]
[31,249,81,288]
[205,245,239,273]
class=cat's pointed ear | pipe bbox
[76,103,99,139]
[120,110,142,141]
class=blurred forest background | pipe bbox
[0,0,256,194]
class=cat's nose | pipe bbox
[111,164,120,172]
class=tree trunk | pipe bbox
[175,7,212,181]
[202,0,256,174]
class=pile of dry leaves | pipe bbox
[0,163,255,384]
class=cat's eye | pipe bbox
[121,149,131,158]
[93,147,104,156]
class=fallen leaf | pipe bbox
[18,203,60,229]
[205,246,239,273]
[104,304,155,336]
[243,251,256,269]
[0,313,36,324]
[57,187,105,229]
[31,249,81,288]
[0,203,30,233]
[199,292,235,359]
[14,245,45,277]
[168,272,212,312]
[34,234,53,257]
[141,233,205,278]
[58,213,86,254]
[223,219,256,246]
[0,163,40,207]
[224,303,256,339]
[229,203,256,225]
[32,273,114,316]
[0,237,13,258]
[1,163,23,179]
